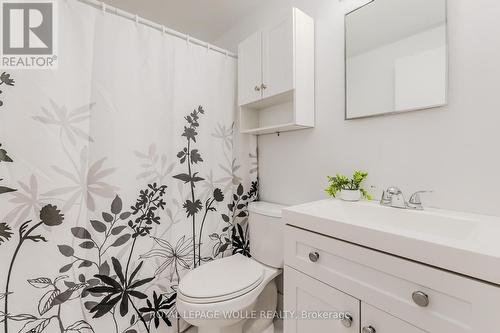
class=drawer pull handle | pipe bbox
[254,85,261,91]
[308,251,320,262]
[412,291,430,307]
[362,326,376,333]
[341,314,353,328]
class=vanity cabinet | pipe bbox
[285,265,424,333]
[237,8,314,135]
[283,225,500,333]
[285,266,360,333]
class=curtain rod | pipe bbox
[75,0,238,59]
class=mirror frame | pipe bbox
[344,0,449,120]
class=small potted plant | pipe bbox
[325,170,372,202]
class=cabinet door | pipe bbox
[284,266,360,333]
[262,13,294,98]
[361,303,426,333]
[238,31,262,106]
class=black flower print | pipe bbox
[213,188,224,202]
[57,195,132,274]
[0,72,15,86]
[173,107,206,268]
[140,236,194,282]
[197,189,225,265]
[88,258,153,332]
[0,143,13,163]
[0,178,16,196]
[40,204,64,226]
[0,222,13,245]
[183,199,203,218]
[174,106,227,268]
[129,183,167,238]
[182,127,197,142]
[5,275,95,333]
[215,181,259,258]
[0,100,257,333]
[232,223,250,257]
[0,71,15,107]
[139,291,176,328]
[3,204,64,333]
[0,144,16,195]
[83,184,167,333]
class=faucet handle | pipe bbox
[408,190,433,208]
[380,190,390,204]
[380,186,406,208]
[386,186,403,195]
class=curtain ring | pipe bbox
[101,2,106,13]
[162,25,166,35]
[135,14,139,25]
[206,42,210,52]
[186,34,190,45]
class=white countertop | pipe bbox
[283,199,500,285]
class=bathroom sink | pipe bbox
[284,199,500,285]
[314,200,479,240]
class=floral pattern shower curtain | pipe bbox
[0,2,257,333]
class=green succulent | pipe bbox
[325,170,372,200]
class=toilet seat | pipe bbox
[178,254,265,304]
[176,255,282,332]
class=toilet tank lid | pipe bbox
[248,201,286,218]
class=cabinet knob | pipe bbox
[308,251,320,262]
[261,83,267,90]
[412,291,430,307]
[362,326,376,333]
[254,85,261,92]
[341,314,353,328]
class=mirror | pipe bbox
[345,0,447,119]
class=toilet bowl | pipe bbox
[177,201,286,333]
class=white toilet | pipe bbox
[177,201,285,333]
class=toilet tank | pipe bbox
[248,201,286,268]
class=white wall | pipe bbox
[214,0,500,216]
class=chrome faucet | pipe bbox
[380,187,432,210]
[407,191,432,210]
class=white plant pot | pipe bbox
[339,189,361,202]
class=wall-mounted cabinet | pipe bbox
[238,8,314,135]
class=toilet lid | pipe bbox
[178,254,264,303]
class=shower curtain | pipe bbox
[0,1,257,333]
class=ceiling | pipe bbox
[104,0,268,42]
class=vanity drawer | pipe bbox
[284,225,500,333]
[361,302,426,333]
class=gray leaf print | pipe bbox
[33,100,95,145]
[42,147,118,212]
[4,175,45,226]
